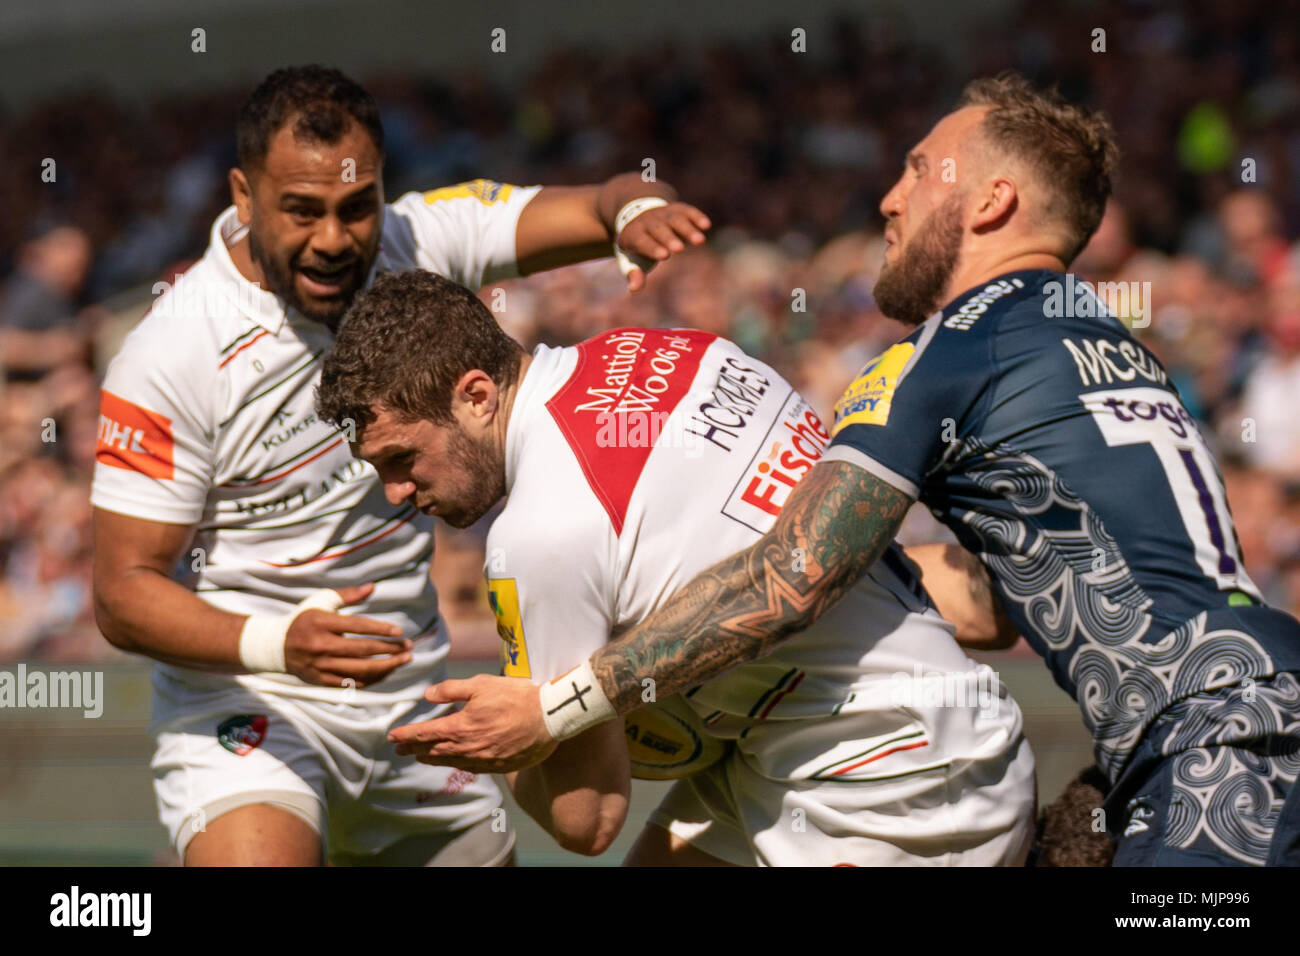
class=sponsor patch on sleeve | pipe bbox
[831,343,915,433]
[423,179,514,206]
[96,390,175,479]
[488,578,530,678]
[721,391,831,533]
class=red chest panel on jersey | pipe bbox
[546,328,717,534]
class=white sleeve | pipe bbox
[484,506,615,683]
[387,180,542,291]
[90,324,216,526]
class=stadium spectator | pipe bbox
[1,0,1300,659]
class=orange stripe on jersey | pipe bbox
[550,665,581,685]
[221,438,345,488]
[218,329,269,369]
[96,390,175,479]
[758,669,805,719]
[829,739,929,777]
[260,509,417,568]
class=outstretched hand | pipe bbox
[616,201,712,292]
[389,674,559,773]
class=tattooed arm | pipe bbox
[390,459,912,773]
[590,459,912,712]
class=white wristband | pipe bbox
[612,197,669,279]
[238,589,346,674]
[539,659,619,741]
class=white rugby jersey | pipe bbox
[92,180,540,703]
[488,328,1015,781]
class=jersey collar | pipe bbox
[937,269,1056,320]
[208,206,290,336]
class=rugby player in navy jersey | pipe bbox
[396,73,1300,867]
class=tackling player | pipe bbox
[404,73,1300,867]
[317,270,1036,866]
[90,65,710,866]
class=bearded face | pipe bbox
[873,193,964,327]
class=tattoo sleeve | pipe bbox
[591,459,912,714]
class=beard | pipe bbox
[248,228,360,331]
[436,424,506,529]
[873,194,964,326]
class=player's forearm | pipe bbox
[94,566,245,672]
[514,174,683,275]
[506,734,629,856]
[590,460,913,714]
[905,543,1020,650]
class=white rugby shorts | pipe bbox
[648,690,1037,866]
[150,669,511,864]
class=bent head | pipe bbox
[231,65,386,328]
[316,271,526,528]
[875,73,1119,325]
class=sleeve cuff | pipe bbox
[482,184,544,285]
[821,444,920,500]
[90,487,204,527]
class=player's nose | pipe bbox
[879,180,905,221]
[311,214,352,259]
[384,481,415,508]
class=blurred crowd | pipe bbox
[4,0,1300,660]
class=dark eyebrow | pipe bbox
[279,183,379,206]
[361,443,413,465]
[906,150,927,170]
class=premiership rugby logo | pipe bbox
[217,714,268,755]
[423,178,513,206]
[832,343,914,433]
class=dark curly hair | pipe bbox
[958,72,1119,263]
[1030,765,1116,867]
[236,65,384,172]
[316,270,525,433]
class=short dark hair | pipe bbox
[317,270,525,432]
[236,65,384,172]
[958,72,1119,263]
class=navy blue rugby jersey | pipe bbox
[825,269,1300,779]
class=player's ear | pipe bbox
[971,175,1017,232]
[454,369,498,421]
[230,167,253,225]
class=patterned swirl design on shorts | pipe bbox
[1155,674,1300,864]
[949,440,1275,780]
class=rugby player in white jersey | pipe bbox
[317,270,1035,866]
[90,65,710,866]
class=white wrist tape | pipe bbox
[612,197,669,278]
[238,589,346,674]
[538,659,618,741]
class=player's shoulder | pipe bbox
[387,180,529,219]
[115,259,242,368]
[915,269,1095,378]
[488,447,615,578]
[511,330,736,543]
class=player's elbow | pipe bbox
[555,815,623,857]
[91,573,139,652]
[985,616,1021,651]
[551,792,628,857]
[952,609,1020,651]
